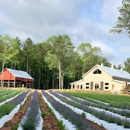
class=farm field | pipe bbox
[0,89,130,130]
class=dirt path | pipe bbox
[38,91,60,130]
[0,91,33,130]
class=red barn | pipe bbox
[0,68,33,88]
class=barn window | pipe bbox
[93,69,102,74]
[105,87,109,89]
[105,83,109,85]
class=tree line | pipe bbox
[0,34,130,89]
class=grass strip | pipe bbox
[0,90,23,103]
[0,91,29,118]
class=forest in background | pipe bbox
[0,34,130,89]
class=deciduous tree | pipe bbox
[109,0,130,37]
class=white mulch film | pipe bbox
[18,94,43,130]
[56,92,130,121]
[0,91,24,107]
[41,92,76,130]
[48,92,130,130]
[0,91,31,128]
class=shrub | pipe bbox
[123,119,130,128]
[22,118,36,130]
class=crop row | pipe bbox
[42,90,105,130]
[50,91,130,128]
[66,91,130,109]
[0,90,66,130]
[58,92,130,118]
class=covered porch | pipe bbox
[70,80,83,89]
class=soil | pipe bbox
[38,91,60,130]
[47,90,107,130]
[0,90,107,130]
[0,91,33,130]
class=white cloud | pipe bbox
[92,41,114,58]
[0,0,129,66]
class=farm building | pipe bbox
[70,64,130,92]
[0,68,33,87]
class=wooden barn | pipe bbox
[0,68,33,88]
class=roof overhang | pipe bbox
[70,80,83,85]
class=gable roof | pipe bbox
[6,68,33,80]
[82,64,130,81]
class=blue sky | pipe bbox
[0,0,129,66]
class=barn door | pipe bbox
[100,82,104,90]
[90,82,93,90]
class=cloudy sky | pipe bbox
[0,0,129,66]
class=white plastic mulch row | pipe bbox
[48,92,130,130]
[0,91,24,107]
[42,92,76,130]
[0,91,31,128]
[56,92,130,121]
[18,92,43,130]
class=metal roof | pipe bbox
[6,68,33,80]
[98,65,130,80]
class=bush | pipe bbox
[22,118,36,130]
[123,119,130,128]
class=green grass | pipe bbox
[66,91,130,108]
[0,90,23,103]
[0,91,16,98]
[0,103,15,118]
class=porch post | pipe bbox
[14,80,16,88]
[8,80,10,88]
[71,84,73,89]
